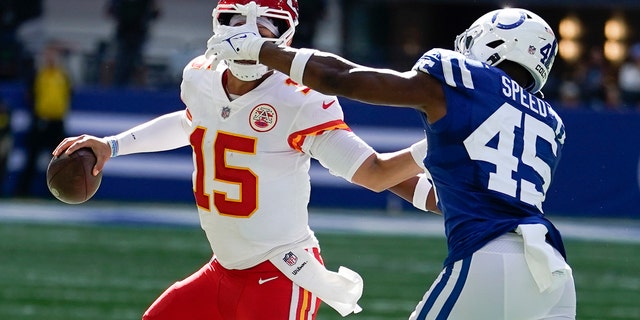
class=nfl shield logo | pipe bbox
[528,45,536,55]
[283,251,298,266]
[221,106,231,119]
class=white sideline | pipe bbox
[1,200,639,243]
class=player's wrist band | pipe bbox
[412,173,432,211]
[290,48,317,84]
[105,136,119,158]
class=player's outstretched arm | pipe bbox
[350,149,423,192]
[103,111,190,157]
[349,138,439,213]
[52,111,191,176]
[205,10,446,122]
[351,151,440,214]
[257,43,447,122]
[260,44,423,105]
[308,130,424,193]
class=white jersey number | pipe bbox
[463,103,558,211]
[191,128,258,217]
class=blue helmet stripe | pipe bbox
[492,11,526,29]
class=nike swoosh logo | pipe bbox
[258,276,279,285]
[322,100,336,109]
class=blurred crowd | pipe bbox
[1,0,161,87]
[0,0,162,197]
[548,44,640,112]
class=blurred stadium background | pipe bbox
[0,0,639,319]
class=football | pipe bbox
[46,147,102,204]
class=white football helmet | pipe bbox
[212,0,299,81]
[455,8,557,93]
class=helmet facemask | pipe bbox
[212,0,299,81]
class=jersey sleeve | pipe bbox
[412,49,486,92]
[287,92,351,151]
[180,55,212,110]
[302,129,374,181]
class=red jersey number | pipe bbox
[191,128,258,217]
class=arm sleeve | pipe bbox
[112,110,191,156]
[410,138,428,171]
[302,129,375,182]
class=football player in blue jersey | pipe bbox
[207,5,576,320]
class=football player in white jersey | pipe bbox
[208,5,577,320]
[53,0,434,319]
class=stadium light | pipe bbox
[604,14,628,64]
[604,16,628,41]
[559,15,582,39]
[559,40,581,63]
[558,15,582,63]
[604,40,627,64]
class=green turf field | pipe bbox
[0,222,639,320]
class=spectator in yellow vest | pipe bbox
[16,43,72,197]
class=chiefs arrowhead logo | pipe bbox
[249,104,277,132]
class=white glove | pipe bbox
[204,2,268,63]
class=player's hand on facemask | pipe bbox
[205,2,268,64]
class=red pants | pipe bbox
[143,248,322,320]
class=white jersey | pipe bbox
[181,56,350,269]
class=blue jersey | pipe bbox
[413,49,567,267]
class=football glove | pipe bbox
[204,2,268,63]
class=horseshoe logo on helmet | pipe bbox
[492,11,526,30]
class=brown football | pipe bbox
[46,147,102,204]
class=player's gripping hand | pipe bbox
[204,2,268,63]
[53,134,111,177]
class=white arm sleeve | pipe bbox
[302,129,375,182]
[109,111,191,156]
[410,138,428,171]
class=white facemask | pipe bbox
[226,60,269,81]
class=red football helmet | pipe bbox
[213,0,299,45]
